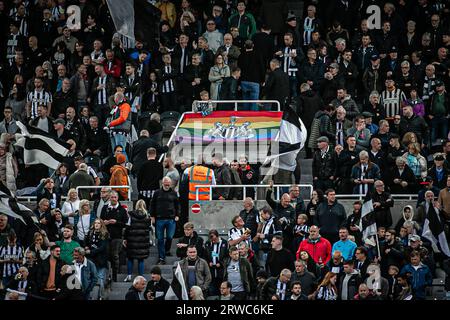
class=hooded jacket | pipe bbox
[110,165,129,200]
[124,210,151,259]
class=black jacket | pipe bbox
[52,90,77,117]
[387,165,418,194]
[380,240,405,275]
[299,61,325,92]
[144,277,171,300]
[131,137,168,175]
[124,210,151,259]
[150,188,180,220]
[312,147,337,179]
[265,189,296,226]
[314,201,347,235]
[266,248,295,277]
[137,159,164,191]
[399,114,429,144]
[204,238,229,280]
[125,286,144,300]
[100,204,128,240]
[238,49,266,84]
[85,231,109,269]
[337,271,362,300]
[85,127,108,157]
[176,231,205,259]
[213,164,232,199]
[291,271,318,296]
[262,276,291,300]
[370,191,394,229]
[36,256,64,292]
[264,67,290,107]
[296,90,323,132]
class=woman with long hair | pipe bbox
[298,250,321,279]
[209,53,230,100]
[123,200,151,282]
[73,199,95,247]
[61,188,80,225]
[24,232,51,263]
[305,189,324,226]
[401,142,427,179]
[314,272,338,300]
[85,218,110,300]
[190,286,205,300]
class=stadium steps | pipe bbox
[107,242,178,300]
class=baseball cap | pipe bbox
[370,54,380,61]
[409,235,421,243]
[362,111,373,118]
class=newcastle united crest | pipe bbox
[204,116,255,139]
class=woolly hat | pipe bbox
[116,153,126,164]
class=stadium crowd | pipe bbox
[0,0,449,301]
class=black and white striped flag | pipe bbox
[263,106,307,171]
[0,184,37,225]
[14,121,71,170]
[165,262,188,300]
[422,202,450,257]
[360,194,378,241]
[106,0,161,47]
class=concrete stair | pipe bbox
[107,243,179,300]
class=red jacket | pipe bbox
[296,237,332,265]
[103,58,122,79]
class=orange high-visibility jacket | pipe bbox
[188,165,213,200]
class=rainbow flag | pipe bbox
[175,111,283,143]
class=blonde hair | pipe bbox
[79,199,90,214]
[67,188,78,199]
[135,199,148,215]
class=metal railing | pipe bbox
[335,194,418,201]
[192,100,281,112]
[76,185,131,200]
[195,184,314,201]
